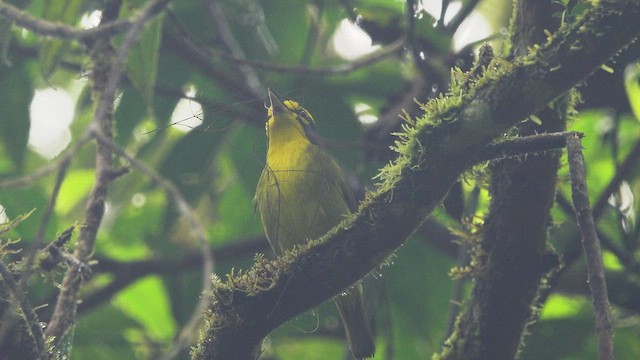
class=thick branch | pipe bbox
[440,1,567,359]
[194,2,640,359]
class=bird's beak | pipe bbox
[268,88,288,114]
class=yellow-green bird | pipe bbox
[255,89,375,359]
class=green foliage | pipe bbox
[625,61,640,121]
[38,0,83,77]
[0,60,32,170]
[1,0,640,359]
[118,0,163,106]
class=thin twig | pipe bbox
[556,192,640,273]
[91,0,174,132]
[32,145,81,248]
[45,0,174,344]
[92,130,215,360]
[0,261,48,359]
[0,132,91,345]
[0,0,132,40]
[566,133,614,360]
[205,0,263,99]
[477,131,579,163]
[554,138,640,275]
[0,161,61,189]
[168,10,407,76]
[78,237,266,315]
[438,0,450,29]
[0,134,92,190]
[445,0,482,35]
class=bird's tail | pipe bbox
[333,283,375,359]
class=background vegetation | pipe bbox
[1,0,640,359]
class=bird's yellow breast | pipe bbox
[256,139,352,255]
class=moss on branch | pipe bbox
[193,2,640,359]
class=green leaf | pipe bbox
[570,2,592,18]
[246,0,309,62]
[38,0,83,77]
[209,152,264,244]
[0,187,57,241]
[387,239,454,358]
[112,276,177,341]
[0,60,33,170]
[271,337,345,359]
[114,86,147,145]
[72,305,139,360]
[0,0,32,64]
[624,61,640,121]
[119,0,164,106]
[226,123,265,196]
[520,317,596,360]
[57,169,96,215]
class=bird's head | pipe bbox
[266,89,321,146]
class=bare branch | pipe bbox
[0,261,48,359]
[205,0,263,98]
[566,134,614,360]
[92,128,215,360]
[0,0,131,40]
[0,134,92,190]
[44,0,174,346]
[445,0,482,35]
[0,133,92,351]
[477,131,579,162]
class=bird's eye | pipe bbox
[296,109,315,126]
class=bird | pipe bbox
[254,89,375,359]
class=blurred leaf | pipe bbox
[614,327,640,360]
[170,1,214,45]
[115,38,196,139]
[119,0,164,106]
[0,0,35,59]
[57,169,96,214]
[105,191,164,250]
[564,110,616,200]
[225,123,265,197]
[164,270,202,327]
[625,61,640,121]
[242,0,309,63]
[0,187,56,241]
[113,276,177,342]
[115,86,148,145]
[158,127,226,203]
[540,294,589,320]
[386,239,454,358]
[520,316,596,360]
[209,153,263,244]
[0,60,33,170]
[272,337,345,360]
[39,0,83,77]
[570,2,593,18]
[72,305,139,360]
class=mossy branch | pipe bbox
[194,2,640,359]
[437,1,568,359]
